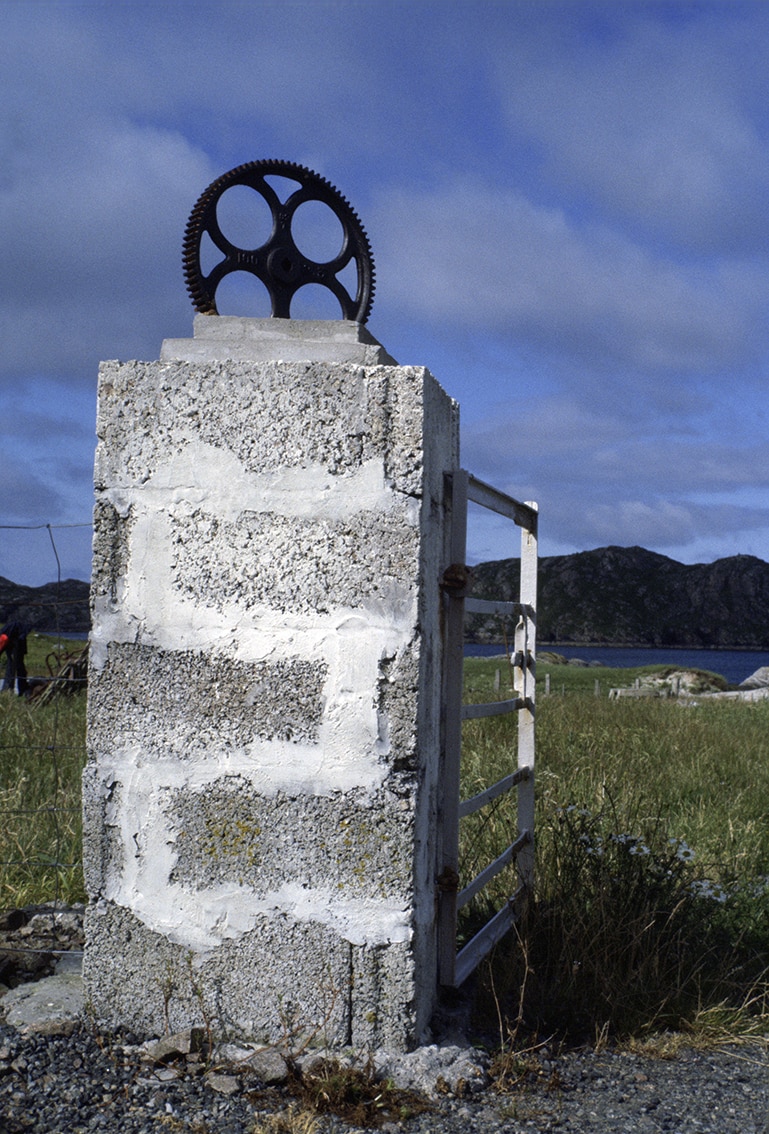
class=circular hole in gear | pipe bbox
[290,283,344,320]
[337,259,359,302]
[291,200,345,263]
[216,185,273,249]
[199,231,222,277]
[263,173,303,202]
[214,271,273,317]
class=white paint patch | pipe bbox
[252,882,413,948]
[91,611,411,797]
[97,730,389,797]
[144,445,399,521]
[101,765,413,948]
[93,435,421,949]
[91,439,420,796]
[91,442,420,664]
[105,859,411,953]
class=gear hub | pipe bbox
[183,160,375,322]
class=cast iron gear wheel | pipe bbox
[183,160,375,322]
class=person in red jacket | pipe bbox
[0,622,28,696]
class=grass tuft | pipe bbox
[0,634,87,907]
[250,1107,320,1134]
[287,1058,432,1127]
[463,657,769,1047]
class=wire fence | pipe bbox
[0,522,91,967]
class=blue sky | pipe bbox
[3,0,769,585]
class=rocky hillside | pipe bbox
[0,577,90,635]
[5,545,769,647]
[469,546,769,648]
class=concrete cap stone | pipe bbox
[160,316,398,366]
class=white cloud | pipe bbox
[493,5,769,253]
[373,179,764,384]
[465,395,769,491]
[460,389,769,562]
[0,0,430,384]
[553,497,769,558]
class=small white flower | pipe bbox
[669,837,695,862]
[689,879,727,903]
[579,833,604,857]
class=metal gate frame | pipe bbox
[438,470,538,988]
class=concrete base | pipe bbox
[84,900,416,1049]
[160,315,398,365]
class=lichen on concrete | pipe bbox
[88,643,326,757]
[168,780,415,901]
[81,765,125,896]
[168,504,420,617]
[90,499,132,607]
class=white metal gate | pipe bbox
[438,470,538,988]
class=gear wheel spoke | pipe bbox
[183,160,375,322]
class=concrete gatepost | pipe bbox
[83,316,459,1050]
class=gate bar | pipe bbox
[454,885,526,989]
[458,766,530,820]
[437,470,469,986]
[457,831,531,910]
[461,697,524,720]
[467,475,537,529]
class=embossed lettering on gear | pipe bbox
[183,160,375,322]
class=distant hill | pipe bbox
[0,577,90,635]
[4,546,769,648]
[469,546,769,648]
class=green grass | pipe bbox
[0,634,87,907]
[3,642,769,1045]
[461,656,769,1044]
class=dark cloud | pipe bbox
[0,453,64,521]
[2,0,769,576]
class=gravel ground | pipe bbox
[1,1022,768,1134]
[1,910,768,1132]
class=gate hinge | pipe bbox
[440,563,473,597]
[437,866,460,893]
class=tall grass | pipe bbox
[0,635,87,908]
[462,658,769,1043]
[3,643,769,1043]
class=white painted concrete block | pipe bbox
[84,321,458,1050]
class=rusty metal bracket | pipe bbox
[440,563,474,598]
[437,866,460,894]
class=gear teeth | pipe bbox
[182,160,375,322]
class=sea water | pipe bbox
[464,644,769,687]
